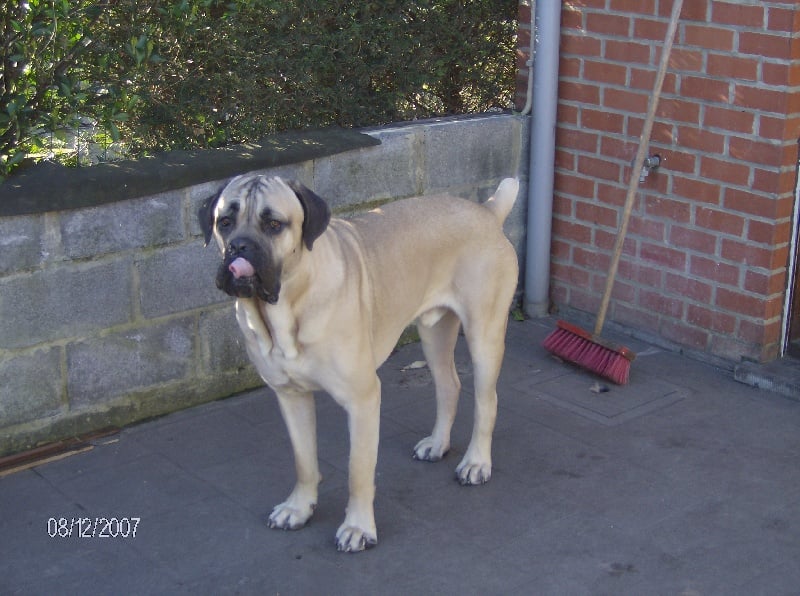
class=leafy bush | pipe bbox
[1,1,107,174]
[1,0,517,179]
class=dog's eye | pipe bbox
[218,216,233,229]
[267,219,284,233]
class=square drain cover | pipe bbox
[513,372,687,426]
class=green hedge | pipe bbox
[1,0,517,179]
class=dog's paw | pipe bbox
[335,524,378,553]
[267,501,315,530]
[455,459,492,486]
[412,436,449,462]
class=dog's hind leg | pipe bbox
[268,390,321,530]
[413,308,462,462]
[456,311,510,486]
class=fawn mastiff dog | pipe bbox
[199,174,519,552]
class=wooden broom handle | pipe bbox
[593,0,684,336]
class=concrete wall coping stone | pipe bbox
[0,127,380,217]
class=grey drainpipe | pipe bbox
[524,0,562,318]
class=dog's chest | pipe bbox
[253,345,320,392]
[235,299,321,392]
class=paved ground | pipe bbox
[2,317,800,595]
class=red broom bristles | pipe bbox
[543,320,635,385]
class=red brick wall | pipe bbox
[517,0,800,363]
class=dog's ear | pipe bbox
[198,189,223,247]
[288,181,331,250]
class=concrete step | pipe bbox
[734,357,800,401]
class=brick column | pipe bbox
[518,0,800,363]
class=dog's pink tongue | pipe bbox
[229,257,255,279]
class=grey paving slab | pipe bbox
[631,498,800,594]
[2,317,800,595]
[125,405,282,471]
[502,513,682,595]
[51,452,214,519]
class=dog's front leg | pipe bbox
[268,390,320,530]
[333,377,381,553]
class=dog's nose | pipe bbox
[228,238,251,256]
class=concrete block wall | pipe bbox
[516,1,799,365]
[0,113,528,456]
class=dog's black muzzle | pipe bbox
[215,236,281,304]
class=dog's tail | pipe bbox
[485,178,519,224]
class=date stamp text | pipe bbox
[47,517,140,539]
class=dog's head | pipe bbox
[198,175,331,304]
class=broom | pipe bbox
[543,0,684,384]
